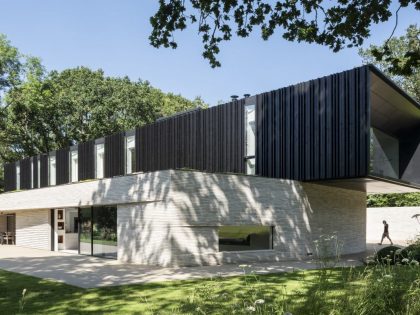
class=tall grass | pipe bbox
[173,234,420,315]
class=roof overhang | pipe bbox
[313,177,420,194]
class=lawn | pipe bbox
[0,265,419,314]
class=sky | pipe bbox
[0,1,418,105]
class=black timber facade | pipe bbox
[3,65,420,192]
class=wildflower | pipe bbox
[402,258,409,264]
[384,274,392,279]
[410,260,419,266]
[284,312,293,315]
[246,306,256,312]
[254,299,265,304]
[22,289,27,297]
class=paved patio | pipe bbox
[0,245,367,288]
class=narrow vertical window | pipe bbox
[49,155,56,186]
[70,150,78,182]
[16,164,20,190]
[125,135,135,174]
[37,158,41,188]
[245,104,256,175]
[95,143,105,179]
[30,159,34,189]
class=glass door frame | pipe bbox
[77,205,118,259]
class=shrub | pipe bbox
[374,246,402,264]
[399,237,420,263]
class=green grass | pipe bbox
[79,238,117,246]
[0,266,418,314]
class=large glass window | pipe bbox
[218,226,273,252]
[245,104,256,175]
[16,164,20,190]
[79,207,92,255]
[92,206,117,258]
[125,135,136,174]
[370,128,399,179]
[49,156,56,186]
[78,206,117,259]
[95,143,105,179]
[70,150,78,182]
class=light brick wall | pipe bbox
[118,170,367,267]
[15,209,51,250]
[367,207,420,243]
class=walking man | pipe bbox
[378,220,393,245]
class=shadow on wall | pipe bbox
[84,170,367,267]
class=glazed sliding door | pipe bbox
[79,207,92,255]
[92,206,117,259]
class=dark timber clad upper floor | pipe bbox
[3,65,420,193]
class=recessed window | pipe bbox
[37,158,41,188]
[16,164,20,190]
[49,156,56,186]
[218,226,273,252]
[70,150,78,182]
[245,104,256,175]
[30,159,34,188]
[95,143,105,179]
[125,135,135,174]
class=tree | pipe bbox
[149,0,419,74]
[0,34,22,100]
[1,66,206,163]
[360,24,420,102]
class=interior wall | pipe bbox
[370,128,400,179]
[400,133,420,185]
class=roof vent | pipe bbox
[231,95,239,101]
[244,94,250,98]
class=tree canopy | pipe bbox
[149,0,419,74]
[368,193,420,207]
[0,34,206,191]
[360,24,420,102]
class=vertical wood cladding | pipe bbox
[40,154,49,188]
[78,140,95,181]
[56,148,69,185]
[256,66,370,181]
[20,158,32,190]
[135,100,245,174]
[32,156,39,189]
[105,132,125,178]
[4,163,16,191]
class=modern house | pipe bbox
[1,65,419,267]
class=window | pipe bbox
[30,159,34,188]
[370,128,399,179]
[16,164,20,190]
[218,226,273,252]
[37,158,41,188]
[70,150,78,182]
[125,135,135,174]
[49,156,56,186]
[95,143,105,179]
[79,206,117,259]
[245,104,256,175]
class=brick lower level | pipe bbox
[0,170,367,267]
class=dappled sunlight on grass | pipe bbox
[0,265,418,314]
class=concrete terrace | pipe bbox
[0,245,369,289]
